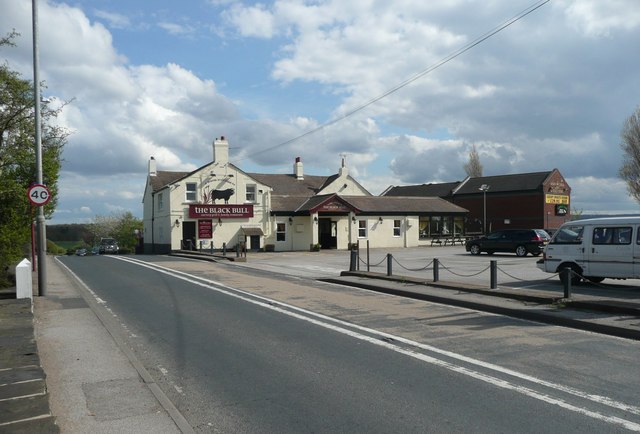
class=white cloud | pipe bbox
[158,21,196,36]
[222,4,276,38]
[94,10,132,29]
[3,0,640,223]
[561,0,640,37]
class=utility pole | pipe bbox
[32,0,47,295]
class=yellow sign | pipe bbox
[546,194,569,204]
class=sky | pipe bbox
[1,0,640,224]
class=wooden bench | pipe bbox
[430,236,443,246]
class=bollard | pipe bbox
[433,258,439,282]
[490,260,497,289]
[562,267,572,299]
[222,242,226,256]
[349,249,357,272]
[16,259,33,300]
[387,253,393,276]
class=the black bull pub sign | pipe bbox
[189,204,254,219]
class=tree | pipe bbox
[464,144,483,177]
[0,31,68,286]
[619,106,640,203]
[91,211,142,252]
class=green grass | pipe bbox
[54,240,86,250]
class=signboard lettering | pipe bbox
[317,201,350,213]
[189,204,254,219]
[545,194,569,205]
[198,220,213,239]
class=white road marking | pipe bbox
[107,256,640,430]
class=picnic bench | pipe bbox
[430,235,467,246]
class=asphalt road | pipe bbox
[58,253,640,433]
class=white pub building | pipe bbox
[142,137,467,253]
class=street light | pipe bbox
[479,184,490,234]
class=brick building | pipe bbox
[382,169,571,235]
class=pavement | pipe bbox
[1,252,639,433]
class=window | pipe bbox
[246,185,256,203]
[186,182,197,202]
[419,217,429,239]
[358,220,367,238]
[593,227,632,245]
[551,225,583,244]
[276,222,286,241]
[393,219,401,237]
[157,193,163,210]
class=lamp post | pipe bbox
[479,184,490,234]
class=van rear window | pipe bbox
[550,225,583,244]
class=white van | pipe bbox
[537,216,640,285]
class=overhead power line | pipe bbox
[240,0,551,161]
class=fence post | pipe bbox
[222,242,226,256]
[563,267,572,299]
[387,253,393,276]
[433,258,439,282]
[349,249,357,272]
[490,260,497,289]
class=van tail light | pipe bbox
[532,234,543,241]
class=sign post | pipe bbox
[28,183,50,296]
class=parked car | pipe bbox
[99,237,119,254]
[465,229,550,257]
[75,248,87,256]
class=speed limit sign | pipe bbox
[28,184,51,206]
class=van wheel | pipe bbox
[587,276,605,283]
[469,244,481,255]
[559,265,582,285]
[515,245,528,257]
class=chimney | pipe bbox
[294,156,304,180]
[339,155,349,177]
[148,156,157,176]
[213,136,229,165]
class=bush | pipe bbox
[47,239,66,255]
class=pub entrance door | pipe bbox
[318,218,337,249]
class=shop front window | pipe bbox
[430,216,442,236]
[419,217,429,239]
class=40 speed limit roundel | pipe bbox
[28,184,51,206]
